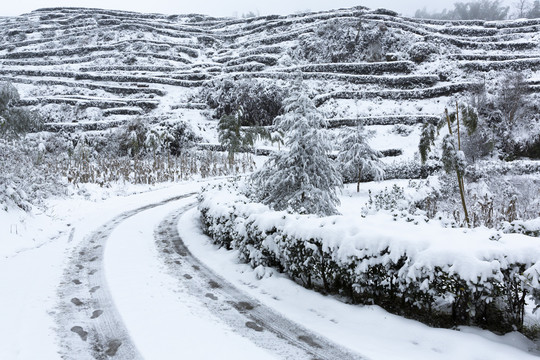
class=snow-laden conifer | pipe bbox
[337,123,384,192]
[251,79,342,216]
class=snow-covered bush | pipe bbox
[364,184,409,213]
[201,77,286,126]
[513,135,540,159]
[116,118,198,158]
[406,170,540,229]
[118,118,148,157]
[408,42,438,63]
[199,183,540,333]
[465,73,535,160]
[383,160,440,180]
[0,138,67,211]
[0,82,42,138]
[292,19,412,63]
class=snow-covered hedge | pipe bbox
[327,115,438,128]
[198,183,540,332]
[296,61,414,75]
[18,97,157,110]
[315,83,475,105]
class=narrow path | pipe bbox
[55,193,194,360]
[156,206,367,360]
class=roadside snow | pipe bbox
[0,232,67,360]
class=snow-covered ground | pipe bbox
[1,179,539,359]
[0,181,202,359]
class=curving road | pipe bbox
[55,194,194,360]
[55,192,366,360]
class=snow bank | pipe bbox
[198,183,540,333]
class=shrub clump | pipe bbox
[408,42,438,63]
[201,77,286,127]
[0,82,42,138]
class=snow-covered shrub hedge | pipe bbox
[383,160,440,180]
[198,182,540,333]
[296,61,414,75]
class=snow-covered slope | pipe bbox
[1,6,539,144]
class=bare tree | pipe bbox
[528,0,540,17]
[415,1,509,20]
[513,0,531,18]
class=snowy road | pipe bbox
[2,183,538,359]
[55,191,365,359]
[55,193,195,359]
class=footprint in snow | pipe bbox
[70,326,88,341]
[71,298,84,306]
[90,310,103,319]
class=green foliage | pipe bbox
[217,108,262,166]
[419,121,437,163]
[203,78,286,126]
[0,82,42,138]
[460,105,478,135]
[441,134,467,174]
[218,113,243,165]
[119,118,148,157]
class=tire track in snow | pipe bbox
[156,206,367,360]
[55,193,195,360]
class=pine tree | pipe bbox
[251,80,342,216]
[337,123,384,193]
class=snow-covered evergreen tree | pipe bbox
[337,123,385,192]
[251,79,342,216]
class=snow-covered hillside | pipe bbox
[1,6,539,152]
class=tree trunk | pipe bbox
[357,165,362,192]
